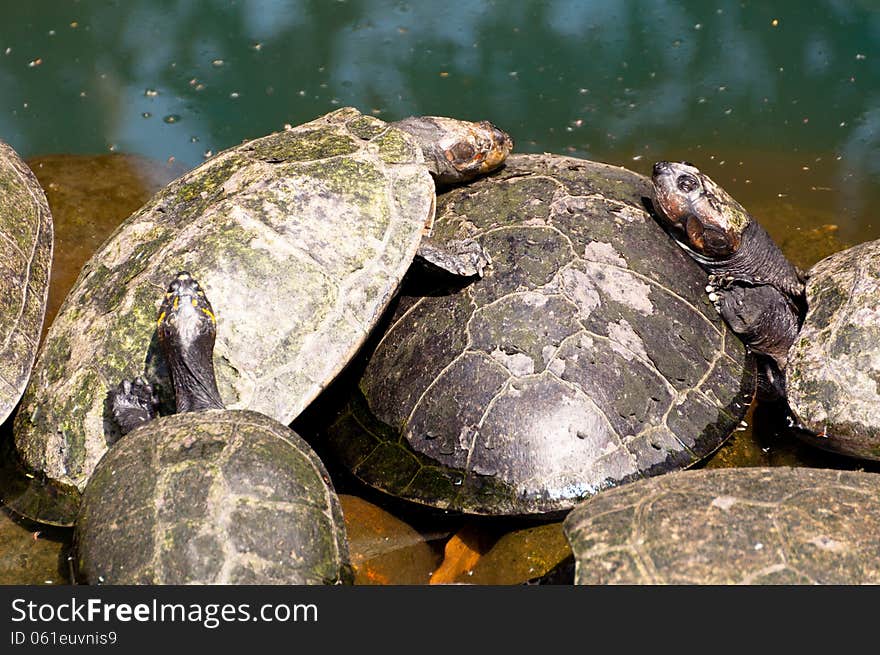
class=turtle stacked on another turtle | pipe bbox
[325,153,757,516]
[650,161,880,460]
[75,272,352,585]
[7,107,513,526]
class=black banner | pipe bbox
[0,584,872,651]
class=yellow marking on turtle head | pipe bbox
[173,296,179,310]
[157,311,166,327]
[200,307,216,324]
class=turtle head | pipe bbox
[157,271,216,354]
[391,116,513,185]
[157,271,224,412]
[650,161,751,261]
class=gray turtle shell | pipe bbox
[326,154,755,515]
[0,140,52,424]
[11,107,434,524]
[786,238,880,460]
[563,466,880,584]
[75,409,351,585]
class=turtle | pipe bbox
[7,107,513,525]
[785,239,880,459]
[650,161,880,460]
[324,153,756,516]
[0,140,53,425]
[74,271,352,585]
[650,160,804,401]
[562,466,880,584]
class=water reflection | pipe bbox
[0,1,876,242]
[26,153,183,335]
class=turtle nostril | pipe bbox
[652,161,670,176]
[493,127,512,150]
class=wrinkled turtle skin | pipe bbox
[8,107,508,525]
[786,239,880,460]
[326,154,755,516]
[650,161,804,401]
[75,409,352,585]
[0,140,52,424]
[563,467,880,584]
[650,162,880,460]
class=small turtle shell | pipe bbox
[75,409,351,585]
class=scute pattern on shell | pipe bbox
[0,141,52,424]
[786,238,880,460]
[328,154,755,515]
[75,410,351,584]
[563,467,880,584]
[12,107,435,524]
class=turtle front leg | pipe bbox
[705,273,735,315]
[416,237,492,279]
[712,282,800,400]
[109,377,159,438]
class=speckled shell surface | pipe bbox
[75,409,351,585]
[787,239,880,460]
[11,107,434,524]
[0,140,52,424]
[563,467,880,584]
[327,154,755,515]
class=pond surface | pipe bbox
[0,0,877,584]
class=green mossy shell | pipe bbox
[786,239,880,459]
[75,409,351,585]
[563,467,880,584]
[0,141,52,424]
[11,107,433,524]
[327,154,755,515]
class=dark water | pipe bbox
[1,0,878,584]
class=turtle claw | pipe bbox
[707,273,733,290]
[706,274,731,315]
[109,377,159,438]
[416,237,492,278]
[706,287,724,315]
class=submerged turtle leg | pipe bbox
[756,358,787,403]
[415,237,492,279]
[109,377,158,438]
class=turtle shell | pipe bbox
[326,154,755,515]
[563,467,880,584]
[75,409,351,585]
[10,107,434,524]
[0,141,52,424]
[786,238,880,460]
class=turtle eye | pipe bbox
[677,174,699,193]
[450,141,477,163]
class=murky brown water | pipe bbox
[27,153,186,335]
